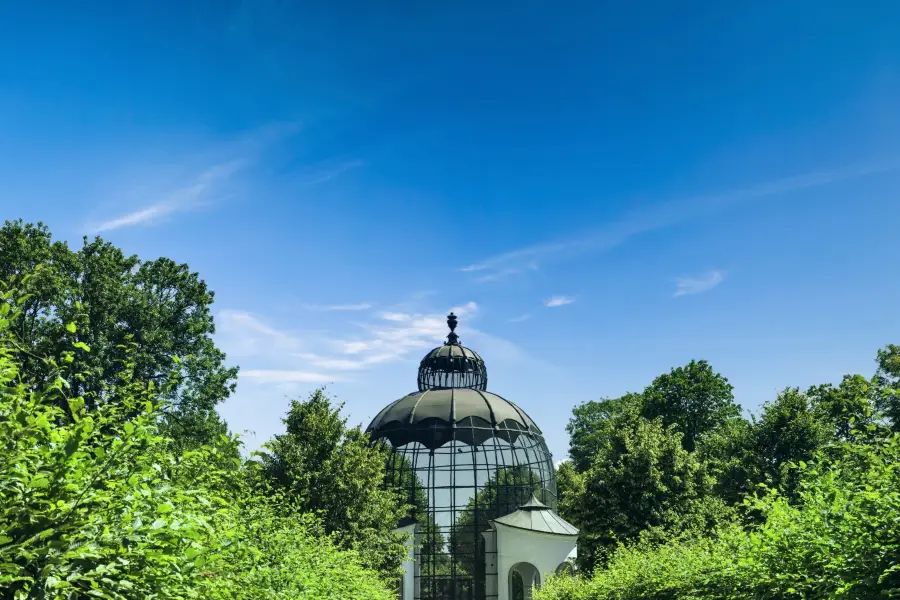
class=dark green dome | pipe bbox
[365,387,540,449]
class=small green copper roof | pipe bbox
[491,494,579,536]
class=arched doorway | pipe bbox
[508,563,540,600]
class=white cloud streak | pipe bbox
[241,369,338,383]
[673,270,725,297]
[545,296,575,308]
[218,300,492,381]
[92,160,246,233]
[217,309,303,358]
[294,160,364,186]
[87,122,305,234]
[305,303,373,311]
[508,313,532,323]
[460,160,900,279]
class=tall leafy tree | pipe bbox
[255,389,409,580]
[641,360,740,452]
[0,283,393,600]
[567,393,643,472]
[562,412,727,572]
[696,415,759,506]
[749,387,833,499]
[876,344,900,429]
[0,220,237,448]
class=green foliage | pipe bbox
[876,344,900,429]
[641,360,740,452]
[0,286,218,598]
[567,394,643,473]
[562,412,729,571]
[563,363,741,571]
[254,389,409,580]
[537,433,900,600]
[197,492,394,600]
[0,283,392,599]
[0,220,237,449]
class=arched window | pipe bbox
[510,569,525,600]
[509,562,540,600]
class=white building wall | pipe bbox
[492,524,577,600]
[393,523,417,600]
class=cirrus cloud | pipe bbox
[673,270,725,297]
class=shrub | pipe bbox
[538,434,900,600]
[0,282,393,599]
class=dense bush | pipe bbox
[0,283,392,599]
[538,433,900,600]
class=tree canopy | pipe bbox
[0,280,393,600]
[0,220,237,449]
[253,389,409,579]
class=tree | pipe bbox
[875,344,900,429]
[748,387,834,500]
[0,287,393,600]
[567,394,643,472]
[555,460,582,513]
[561,412,727,572]
[537,433,900,600]
[0,220,237,448]
[696,415,759,506]
[641,360,740,452]
[254,389,409,580]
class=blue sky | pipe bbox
[1,1,899,460]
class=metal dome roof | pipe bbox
[417,312,487,391]
[365,387,541,449]
[420,343,484,363]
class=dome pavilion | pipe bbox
[367,313,578,600]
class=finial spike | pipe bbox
[446,312,460,344]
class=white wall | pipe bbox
[493,524,577,600]
[393,523,416,600]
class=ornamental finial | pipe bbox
[446,312,460,344]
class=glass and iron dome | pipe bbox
[417,312,488,391]
[366,313,557,600]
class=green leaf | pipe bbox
[65,322,76,333]
[73,341,92,352]
[157,502,174,515]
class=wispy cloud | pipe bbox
[673,270,725,297]
[294,352,399,371]
[381,312,411,321]
[91,159,246,233]
[459,159,900,280]
[474,263,539,284]
[87,123,303,234]
[218,300,492,382]
[305,303,373,311]
[241,369,338,383]
[217,309,304,358]
[508,313,532,323]
[545,296,575,308]
[294,160,364,186]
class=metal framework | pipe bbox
[367,314,557,600]
[416,312,488,391]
